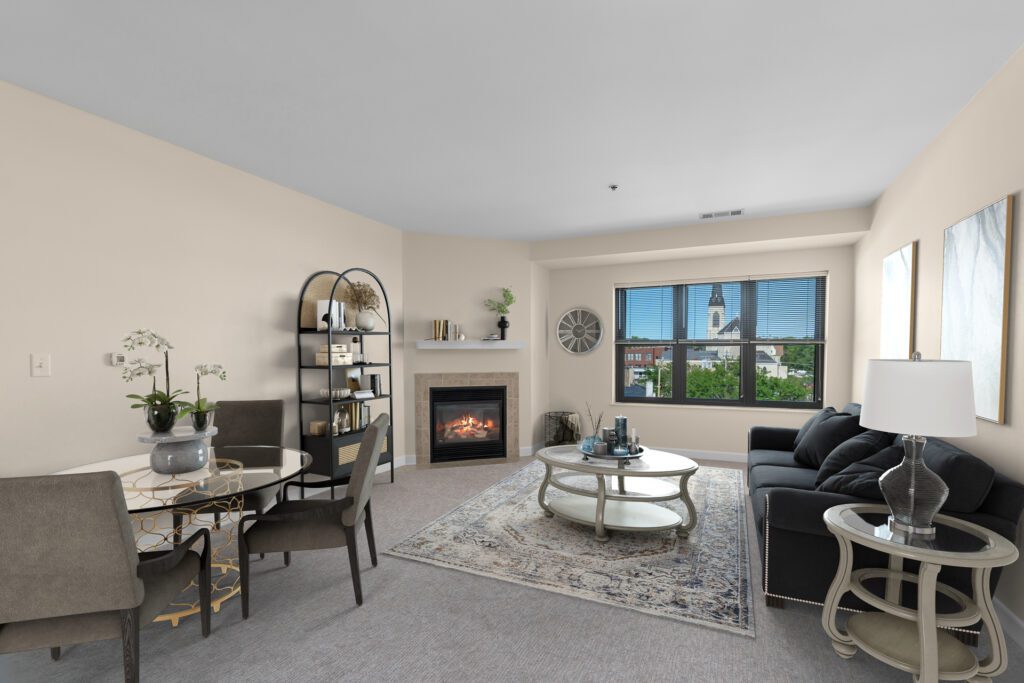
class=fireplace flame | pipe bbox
[437,413,496,440]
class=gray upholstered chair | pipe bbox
[238,413,389,615]
[0,472,210,683]
[174,399,284,544]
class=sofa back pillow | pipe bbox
[921,438,995,513]
[816,446,904,499]
[815,429,895,487]
[794,407,836,449]
[817,440,996,514]
[794,413,866,469]
[841,403,862,417]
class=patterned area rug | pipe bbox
[386,460,753,637]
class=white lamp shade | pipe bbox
[860,359,976,437]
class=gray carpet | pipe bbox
[1,457,1021,682]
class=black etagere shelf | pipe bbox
[296,268,394,487]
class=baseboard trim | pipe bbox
[652,446,746,464]
[996,598,1024,649]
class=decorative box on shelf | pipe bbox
[315,351,354,366]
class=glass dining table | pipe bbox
[56,446,311,626]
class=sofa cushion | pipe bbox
[815,430,896,487]
[794,407,836,448]
[748,449,803,470]
[816,445,904,499]
[794,413,866,469]
[922,439,995,513]
[841,403,862,417]
[748,464,819,493]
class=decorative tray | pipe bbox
[577,445,644,461]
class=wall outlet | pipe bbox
[30,353,52,377]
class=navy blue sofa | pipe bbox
[748,403,1024,637]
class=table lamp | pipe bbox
[859,354,976,536]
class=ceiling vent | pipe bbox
[699,209,744,220]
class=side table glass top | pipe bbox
[56,446,311,513]
[827,504,1018,565]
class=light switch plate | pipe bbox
[30,353,52,377]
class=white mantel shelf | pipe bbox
[415,340,526,350]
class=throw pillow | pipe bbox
[793,412,866,469]
[815,429,895,487]
[816,446,905,499]
[794,407,836,449]
[921,438,995,513]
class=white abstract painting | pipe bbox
[880,242,916,359]
[941,196,1013,423]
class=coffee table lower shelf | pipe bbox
[846,612,978,680]
[547,494,682,537]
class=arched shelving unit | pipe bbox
[296,268,394,486]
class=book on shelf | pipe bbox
[432,319,461,341]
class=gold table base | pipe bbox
[122,461,246,627]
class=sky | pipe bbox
[622,278,819,341]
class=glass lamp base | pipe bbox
[879,434,949,537]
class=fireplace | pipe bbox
[429,386,507,463]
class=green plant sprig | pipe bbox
[484,287,516,316]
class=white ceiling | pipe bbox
[2,2,1023,240]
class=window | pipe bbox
[615,276,825,408]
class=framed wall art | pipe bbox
[940,195,1014,423]
[880,241,917,359]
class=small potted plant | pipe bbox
[122,329,189,432]
[484,287,516,339]
[345,281,387,331]
[179,364,227,430]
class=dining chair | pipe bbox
[0,472,210,683]
[173,399,284,544]
[238,413,389,616]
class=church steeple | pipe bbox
[708,283,726,307]
[707,283,726,337]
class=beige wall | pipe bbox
[531,207,870,267]
[0,82,405,476]
[401,233,540,458]
[852,48,1024,614]
[546,245,855,457]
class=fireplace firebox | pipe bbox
[429,386,507,463]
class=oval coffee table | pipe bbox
[535,445,698,542]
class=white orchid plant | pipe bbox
[179,364,228,418]
[121,329,189,410]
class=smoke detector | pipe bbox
[699,209,744,220]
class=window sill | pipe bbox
[610,402,819,415]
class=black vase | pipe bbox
[190,410,215,431]
[498,315,510,340]
[145,404,177,433]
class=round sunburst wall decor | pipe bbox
[557,307,603,354]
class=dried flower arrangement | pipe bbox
[344,281,387,322]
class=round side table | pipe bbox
[821,504,1018,683]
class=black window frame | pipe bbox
[614,277,825,409]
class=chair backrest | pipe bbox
[343,413,390,527]
[0,472,144,624]
[212,400,284,448]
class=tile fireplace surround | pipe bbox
[415,373,520,466]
